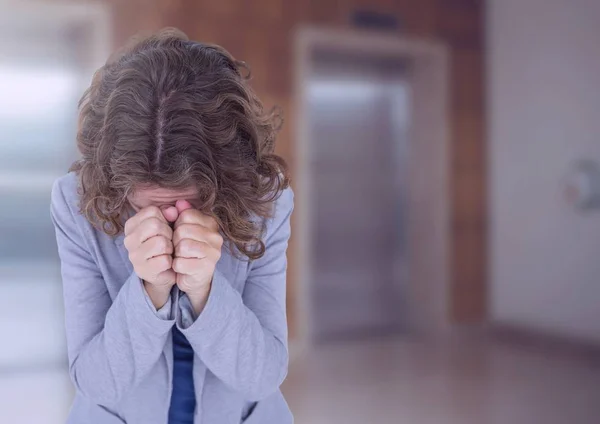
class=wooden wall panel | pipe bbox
[440,0,487,322]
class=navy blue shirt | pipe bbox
[168,327,196,424]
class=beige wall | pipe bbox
[488,0,600,341]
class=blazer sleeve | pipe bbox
[50,179,175,408]
[177,188,293,401]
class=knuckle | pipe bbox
[214,233,224,247]
[124,221,133,235]
[177,210,191,224]
[174,245,182,258]
[157,236,169,251]
[174,223,188,237]
[149,217,162,233]
[180,209,196,219]
[172,257,183,272]
[147,205,162,217]
[145,257,157,272]
[180,238,194,252]
[175,241,186,256]
[172,232,181,248]
[187,225,200,239]
[151,255,170,272]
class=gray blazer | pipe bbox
[50,173,293,424]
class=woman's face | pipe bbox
[127,185,200,222]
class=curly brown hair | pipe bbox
[71,28,289,260]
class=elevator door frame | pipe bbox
[293,27,451,353]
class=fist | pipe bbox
[172,204,223,298]
[123,206,176,289]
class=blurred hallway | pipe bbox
[283,336,600,424]
[2,0,600,422]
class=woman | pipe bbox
[51,28,293,424]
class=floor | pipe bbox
[282,335,600,424]
[1,335,599,423]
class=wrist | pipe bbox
[143,281,172,309]
[185,282,212,316]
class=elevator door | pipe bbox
[308,53,410,341]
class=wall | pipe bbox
[488,0,600,341]
[62,0,487,331]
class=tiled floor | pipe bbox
[282,336,600,424]
[2,334,599,423]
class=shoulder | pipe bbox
[51,172,109,258]
[263,186,294,242]
[273,187,294,220]
[51,172,82,220]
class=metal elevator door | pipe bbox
[308,52,411,341]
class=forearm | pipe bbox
[178,272,288,400]
[69,273,175,407]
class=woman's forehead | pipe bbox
[128,185,199,205]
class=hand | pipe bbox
[172,201,223,313]
[123,206,176,307]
